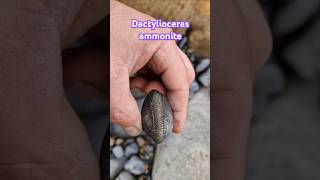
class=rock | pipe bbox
[274,0,320,36]
[115,138,124,145]
[178,36,188,50]
[247,83,320,180]
[125,142,139,157]
[136,97,145,111]
[111,124,129,138]
[152,88,210,180]
[110,157,126,179]
[115,171,136,180]
[254,62,285,96]
[112,145,124,159]
[197,68,210,87]
[124,156,145,175]
[131,88,145,99]
[110,137,115,147]
[284,19,320,79]
[195,58,210,73]
[136,137,146,147]
[190,80,200,92]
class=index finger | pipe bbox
[148,41,191,133]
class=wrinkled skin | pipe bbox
[213,0,272,179]
[0,1,106,179]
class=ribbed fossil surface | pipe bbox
[141,90,173,143]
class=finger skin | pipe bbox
[149,41,191,133]
[110,60,142,133]
[212,0,272,179]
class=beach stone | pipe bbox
[112,145,124,159]
[195,58,210,73]
[273,0,320,36]
[254,62,285,96]
[152,88,210,180]
[124,156,145,175]
[115,171,136,180]
[136,137,146,147]
[125,142,139,157]
[190,80,200,92]
[247,83,320,180]
[284,19,320,79]
[110,157,126,179]
[198,68,210,87]
[111,124,129,138]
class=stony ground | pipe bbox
[246,0,320,179]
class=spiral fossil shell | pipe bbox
[141,90,173,143]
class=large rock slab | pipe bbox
[152,88,210,180]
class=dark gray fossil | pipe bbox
[141,90,173,143]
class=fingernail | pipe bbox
[124,127,141,136]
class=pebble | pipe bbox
[115,138,124,145]
[273,0,320,36]
[195,58,210,73]
[110,137,115,147]
[112,145,124,159]
[190,81,200,92]
[136,137,146,147]
[178,36,188,49]
[110,157,126,179]
[131,88,145,99]
[125,142,139,157]
[124,156,145,175]
[111,124,130,138]
[198,68,210,87]
[115,171,136,180]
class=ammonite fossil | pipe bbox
[141,90,173,143]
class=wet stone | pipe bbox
[124,156,145,175]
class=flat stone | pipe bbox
[112,145,124,159]
[195,58,210,73]
[152,88,210,180]
[115,171,136,180]
[124,156,145,176]
[125,142,139,157]
[110,157,126,179]
[198,69,210,87]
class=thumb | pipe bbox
[110,63,142,136]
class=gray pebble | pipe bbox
[195,59,210,73]
[131,88,145,99]
[111,124,129,138]
[110,157,126,179]
[124,156,145,175]
[125,142,139,157]
[190,81,200,92]
[112,145,124,159]
[115,171,136,180]
[198,68,210,87]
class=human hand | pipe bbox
[110,0,195,136]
